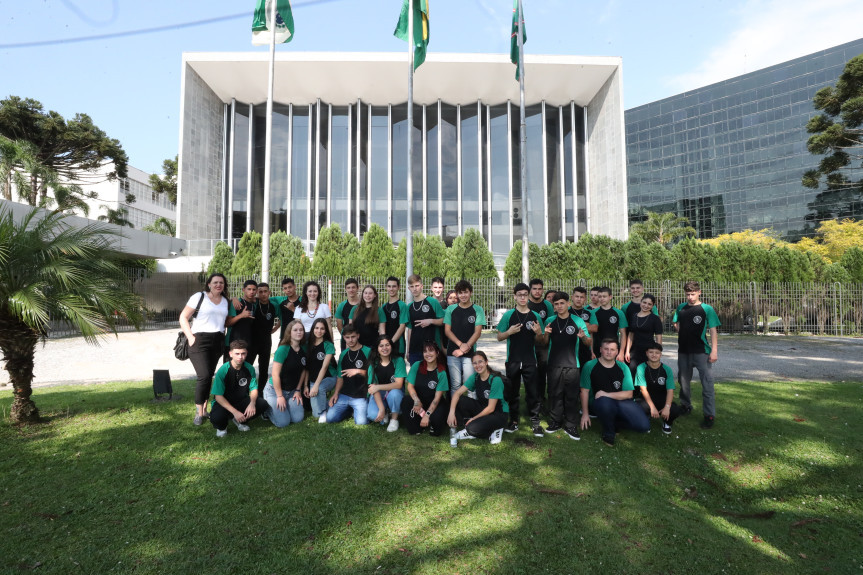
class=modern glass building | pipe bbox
[177,52,628,259]
[625,37,863,240]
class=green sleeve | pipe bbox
[337,349,347,368]
[474,305,486,327]
[211,363,228,396]
[367,364,377,385]
[573,315,588,333]
[335,300,347,319]
[394,357,408,378]
[543,315,556,329]
[616,308,628,329]
[378,307,387,323]
[443,304,454,325]
[362,346,372,359]
[532,311,543,326]
[672,302,685,323]
[652,305,658,316]
[544,300,554,318]
[634,363,647,387]
[462,373,477,392]
[489,375,505,401]
[348,306,357,320]
[273,345,290,365]
[704,304,721,328]
[270,296,287,305]
[580,360,596,389]
[406,361,419,386]
[244,361,258,391]
[324,340,336,355]
[399,301,410,324]
[224,300,239,345]
[618,361,634,391]
[498,309,513,333]
[431,297,445,319]
[663,364,676,390]
[621,302,630,316]
[587,309,598,325]
[435,370,449,392]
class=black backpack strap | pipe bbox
[192,291,206,319]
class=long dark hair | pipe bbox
[472,350,503,381]
[308,317,333,345]
[298,280,323,312]
[418,342,447,375]
[368,334,395,368]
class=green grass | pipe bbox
[1,379,861,575]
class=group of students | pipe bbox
[179,273,720,446]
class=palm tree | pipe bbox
[142,216,176,237]
[629,211,697,246]
[0,206,143,423]
[98,205,133,228]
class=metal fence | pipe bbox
[45,273,863,338]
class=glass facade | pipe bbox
[625,38,863,240]
[227,99,587,257]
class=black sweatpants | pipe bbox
[546,365,581,429]
[210,396,268,431]
[454,397,509,439]
[505,361,539,425]
[188,332,224,405]
[247,341,272,382]
[399,396,450,436]
[535,346,549,404]
[635,397,681,425]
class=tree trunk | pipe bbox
[0,314,40,423]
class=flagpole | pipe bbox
[517,0,528,284]
[405,0,415,303]
[261,0,278,285]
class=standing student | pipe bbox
[430,277,447,348]
[496,283,543,436]
[620,279,656,327]
[634,342,681,434]
[579,339,650,447]
[443,280,486,394]
[448,352,508,445]
[181,273,230,426]
[673,281,721,429]
[366,335,407,432]
[625,292,663,374]
[586,287,601,311]
[210,340,268,438]
[335,278,361,352]
[349,285,386,348]
[592,286,628,363]
[528,279,554,413]
[539,291,592,440]
[271,277,299,341]
[569,286,599,369]
[445,290,458,308]
[263,320,306,428]
[405,275,445,365]
[224,279,258,363]
[248,282,280,381]
[297,280,331,333]
[326,325,372,425]
[400,342,450,436]
[305,318,338,423]
[382,277,410,357]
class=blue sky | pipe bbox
[2,0,862,174]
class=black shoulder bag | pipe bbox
[174,292,206,361]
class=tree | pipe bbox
[207,241,234,276]
[446,228,497,279]
[701,228,787,249]
[98,206,133,228]
[629,211,696,246]
[149,155,178,204]
[0,97,129,206]
[341,232,362,277]
[142,217,176,237]
[358,224,396,277]
[503,240,540,283]
[269,231,310,279]
[670,238,719,282]
[311,224,346,277]
[231,231,262,276]
[621,235,655,281]
[802,54,863,224]
[571,233,625,280]
[0,206,143,423]
[535,242,580,281]
[792,218,863,263]
[394,233,449,279]
[839,246,863,282]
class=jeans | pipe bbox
[678,352,716,417]
[326,394,370,425]
[593,396,651,438]
[446,355,475,395]
[308,376,337,418]
[367,388,405,423]
[188,332,224,405]
[263,383,305,428]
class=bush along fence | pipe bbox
[43,273,863,338]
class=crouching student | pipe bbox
[400,342,449,436]
[634,342,681,434]
[366,335,407,432]
[579,339,650,447]
[263,320,306,428]
[447,351,508,445]
[305,318,338,423]
[326,325,372,425]
[210,339,268,438]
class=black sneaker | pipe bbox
[662,422,672,434]
[545,421,562,433]
[504,421,519,433]
[564,426,581,441]
[680,405,693,415]
[700,416,715,429]
[601,434,615,447]
[531,424,544,437]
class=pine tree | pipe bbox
[311,224,345,277]
[359,224,396,278]
[446,228,497,279]
[231,231,262,277]
[270,231,311,280]
[207,241,235,276]
[503,240,540,283]
[341,232,362,277]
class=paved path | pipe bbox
[1,329,862,389]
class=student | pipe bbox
[349,285,387,348]
[620,279,656,327]
[224,279,258,363]
[625,292,663,374]
[431,277,447,309]
[569,286,599,369]
[448,351,508,445]
[586,286,601,311]
[497,282,543,436]
[305,317,339,423]
[401,342,450,436]
[592,286,628,363]
[382,276,410,357]
[445,290,458,308]
[210,339,268,438]
[544,289,556,303]
[297,280,331,334]
[443,280,486,394]
[335,278,361,352]
[539,291,592,440]
[528,279,554,415]
[366,335,407,432]
[271,277,300,341]
[673,281,721,429]
[579,339,650,447]
[248,282,280,381]
[634,342,681,434]
[405,275,445,365]
[326,325,372,425]
[263,320,306,428]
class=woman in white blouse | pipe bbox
[180,273,230,426]
[297,280,331,333]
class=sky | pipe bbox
[2,0,863,175]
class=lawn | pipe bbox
[1,378,861,575]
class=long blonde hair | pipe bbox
[279,319,306,347]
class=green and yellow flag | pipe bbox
[252,0,294,45]
[394,0,430,70]
[510,0,526,80]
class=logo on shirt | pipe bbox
[658,377,666,386]
[422,304,430,313]
[300,357,307,366]
[390,375,396,383]
[613,380,621,390]
[317,352,325,361]
[525,321,535,330]
[565,325,576,335]
[239,378,249,387]
[609,316,618,324]
[390,310,398,319]
[355,360,364,369]
[468,316,476,324]
[266,313,272,320]
[539,310,547,319]
[483,389,490,399]
[427,380,436,389]
[693,316,703,325]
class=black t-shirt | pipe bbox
[353,307,382,348]
[407,297,442,354]
[592,307,624,354]
[445,304,483,357]
[412,368,445,405]
[677,304,708,354]
[252,300,277,347]
[219,363,255,405]
[546,315,584,369]
[640,362,673,404]
[278,297,298,340]
[229,299,257,344]
[587,361,628,396]
[276,345,305,390]
[570,307,595,367]
[339,346,370,398]
[498,308,542,364]
[373,362,396,387]
[628,314,663,353]
[528,299,552,349]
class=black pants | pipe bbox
[399,396,449,436]
[535,346,549,404]
[247,341,272,382]
[635,397,681,424]
[210,396,268,430]
[505,361,539,425]
[629,347,647,377]
[454,397,509,439]
[188,332,224,405]
[546,366,581,428]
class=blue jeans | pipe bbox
[309,376,337,418]
[367,388,405,423]
[263,383,305,428]
[326,394,369,425]
[593,396,650,438]
[447,355,475,394]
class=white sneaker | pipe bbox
[455,429,475,440]
[387,418,400,432]
[216,428,228,438]
[232,418,250,432]
[318,413,328,424]
[489,428,504,444]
